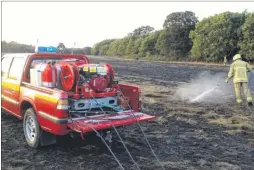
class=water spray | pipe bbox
[190,84,220,103]
[189,75,225,103]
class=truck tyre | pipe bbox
[23,108,41,148]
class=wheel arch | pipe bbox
[20,98,37,119]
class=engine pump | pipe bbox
[54,59,115,94]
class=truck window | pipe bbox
[8,57,26,81]
[31,59,61,68]
[30,58,61,69]
[27,58,61,80]
[1,57,13,78]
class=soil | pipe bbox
[1,56,254,170]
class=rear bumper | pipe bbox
[67,111,156,133]
[38,111,156,135]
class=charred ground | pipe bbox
[1,56,254,170]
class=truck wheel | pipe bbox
[23,108,41,148]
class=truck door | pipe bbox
[1,56,13,112]
[2,57,26,117]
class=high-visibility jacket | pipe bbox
[228,59,252,83]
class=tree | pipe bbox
[163,11,198,28]
[117,37,130,56]
[83,47,92,55]
[1,41,34,53]
[190,11,246,62]
[133,38,143,55]
[100,44,109,55]
[155,29,167,56]
[1,41,92,55]
[139,31,160,57]
[156,11,198,59]
[239,12,254,60]
[128,25,154,37]
[107,40,121,56]
[125,37,136,55]
[91,39,115,55]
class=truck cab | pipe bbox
[1,47,155,148]
[2,53,28,118]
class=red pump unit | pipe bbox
[89,77,108,92]
[53,60,115,93]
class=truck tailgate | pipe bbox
[67,111,156,133]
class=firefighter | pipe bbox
[223,56,227,66]
[225,54,253,106]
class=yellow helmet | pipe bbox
[233,54,241,61]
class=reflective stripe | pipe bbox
[21,87,58,103]
[35,93,58,103]
[41,126,52,132]
[2,82,20,92]
[234,79,248,82]
[1,95,19,105]
[247,97,253,102]
[38,111,68,124]
[236,98,242,103]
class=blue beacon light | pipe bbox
[37,46,57,53]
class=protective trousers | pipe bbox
[234,82,253,103]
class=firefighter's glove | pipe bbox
[225,77,229,83]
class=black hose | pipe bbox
[246,72,254,114]
[68,107,125,170]
[84,124,125,170]
[116,85,165,170]
[90,94,141,170]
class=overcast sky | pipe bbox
[2,2,254,48]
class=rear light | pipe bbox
[57,99,69,110]
[138,88,142,101]
[55,99,69,118]
[138,88,142,111]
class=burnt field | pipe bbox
[1,56,254,170]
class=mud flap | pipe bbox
[67,111,156,133]
[40,130,57,146]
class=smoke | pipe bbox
[174,71,235,104]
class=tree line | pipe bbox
[2,10,253,63]
[91,11,254,62]
[1,41,92,55]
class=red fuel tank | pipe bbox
[34,63,56,88]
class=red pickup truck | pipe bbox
[1,52,155,148]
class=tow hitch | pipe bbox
[97,130,113,147]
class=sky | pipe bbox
[2,2,254,48]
